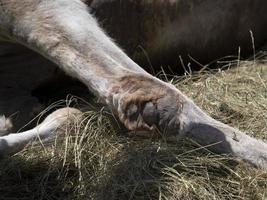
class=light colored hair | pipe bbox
[0,115,12,136]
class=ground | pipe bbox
[0,57,266,200]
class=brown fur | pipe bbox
[90,0,267,72]
[111,75,184,134]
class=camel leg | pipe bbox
[0,107,81,157]
[0,0,266,168]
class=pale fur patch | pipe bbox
[0,115,13,136]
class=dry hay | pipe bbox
[0,58,266,200]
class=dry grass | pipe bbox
[0,59,266,200]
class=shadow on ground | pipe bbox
[0,155,78,200]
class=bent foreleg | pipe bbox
[0,107,81,157]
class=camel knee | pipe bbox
[110,75,185,135]
[38,107,83,136]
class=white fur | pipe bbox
[0,115,13,136]
[0,0,266,169]
[0,108,81,156]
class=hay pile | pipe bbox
[0,60,266,200]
